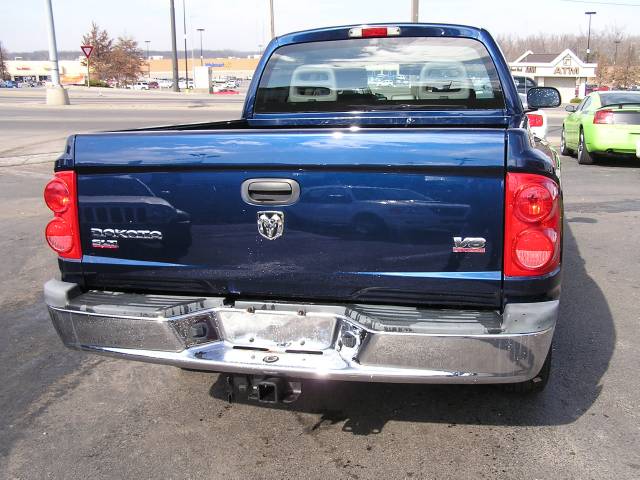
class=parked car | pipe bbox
[370,77,393,87]
[148,81,159,89]
[211,87,240,95]
[157,79,173,89]
[584,84,610,96]
[178,79,193,89]
[519,93,549,139]
[513,75,537,94]
[131,81,150,90]
[43,23,562,402]
[291,185,470,236]
[561,90,640,164]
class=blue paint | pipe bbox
[347,271,501,281]
[83,255,186,268]
[72,128,506,307]
[55,23,562,308]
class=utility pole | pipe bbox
[182,0,189,89]
[169,0,180,92]
[269,0,275,39]
[411,0,419,22]
[614,39,621,65]
[44,0,69,104]
[585,11,596,63]
[145,40,151,79]
[197,28,204,66]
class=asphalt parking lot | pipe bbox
[1,90,639,479]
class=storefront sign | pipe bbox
[553,67,580,75]
[510,66,537,74]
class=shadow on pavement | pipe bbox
[208,224,615,434]
[572,155,640,169]
[0,301,101,459]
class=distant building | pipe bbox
[5,60,85,84]
[509,49,597,102]
[149,57,259,81]
[4,56,260,86]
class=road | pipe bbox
[1,93,639,479]
[0,87,244,159]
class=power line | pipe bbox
[560,0,640,6]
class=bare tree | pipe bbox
[496,28,640,66]
[80,24,145,86]
[0,41,8,81]
[109,36,144,87]
[612,45,640,88]
[496,27,640,87]
[595,52,612,86]
[81,22,113,81]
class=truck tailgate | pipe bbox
[74,128,505,307]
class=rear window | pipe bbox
[255,37,505,113]
[599,92,640,106]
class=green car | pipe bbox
[561,90,640,164]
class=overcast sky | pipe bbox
[1,0,637,53]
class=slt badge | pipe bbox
[257,211,284,240]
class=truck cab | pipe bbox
[44,24,562,401]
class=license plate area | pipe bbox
[215,309,338,352]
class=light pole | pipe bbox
[169,0,180,92]
[145,40,151,79]
[585,11,596,63]
[182,0,189,88]
[197,28,204,66]
[269,0,275,39]
[44,0,69,104]
[411,0,419,22]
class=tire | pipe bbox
[560,127,573,156]
[577,129,596,165]
[501,345,552,394]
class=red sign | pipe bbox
[80,45,94,59]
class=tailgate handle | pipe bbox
[241,179,300,205]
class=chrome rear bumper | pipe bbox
[45,279,557,384]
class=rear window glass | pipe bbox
[255,37,505,113]
[599,92,640,106]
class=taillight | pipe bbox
[593,109,614,124]
[504,173,560,276]
[348,26,401,38]
[44,178,70,212]
[526,113,544,127]
[44,171,81,259]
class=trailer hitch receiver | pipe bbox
[226,375,302,404]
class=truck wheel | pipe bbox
[501,345,552,394]
[560,127,572,156]
[577,130,595,165]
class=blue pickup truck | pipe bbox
[44,24,562,402]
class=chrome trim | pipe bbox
[74,326,553,384]
[241,178,300,206]
[46,281,557,384]
[256,211,285,240]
